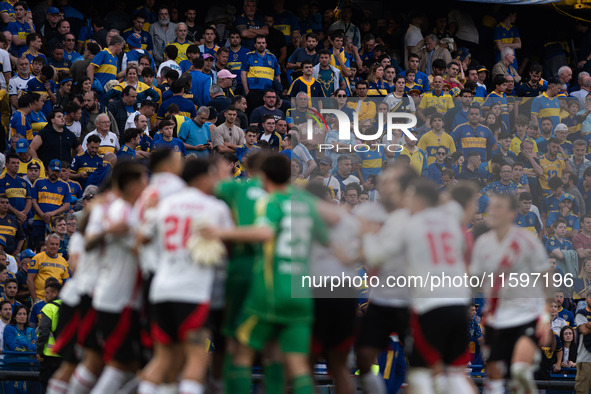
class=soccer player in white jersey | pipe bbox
[90,163,148,394]
[471,194,552,394]
[133,148,185,373]
[393,179,476,394]
[66,190,118,394]
[358,163,418,394]
[138,159,233,394]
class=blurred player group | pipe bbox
[41,148,575,394]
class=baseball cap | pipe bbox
[27,162,40,170]
[217,69,236,79]
[477,66,488,73]
[20,249,35,260]
[559,193,574,202]
[455,47,470,61]
[203,54,214,60]
[126,32,142,49]
[49,159,61,171]
[554,123,568,132]
[46,7,59,14]
[16,138,28,153]
[319,156,332,165]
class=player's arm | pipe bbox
[550,247,564,260]
[241,70,249,95]
[85,221,129,251]
[207,225,274,243]
[86,63,96,84]
[14,239,23,256]
[47,202,70,218]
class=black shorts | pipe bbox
[484,319,538,371]
[312,298,357,355]
[356,303,409,350]
[151,302,209,345]
[409,305,470,368]
[206,308,225,353]
[96,309,140,364]
[77,295,101,352]
[52,302,80,364]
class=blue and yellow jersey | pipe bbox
[545,235,573,255]
[531,92,560,130]
[198,44,219,58]
[235,144,261,164]
[64,49,81,63]
[29,299,46,327]
[515,211,542,234]
[117,145,137,161]
[179,59,192,73]
[31,178,70,222]
[366,80,390,97]
[157,95,197,119]
[122,28,153,52]
[510,134,538,155]
[451,123,497,161]
[418,90,454,114]
[234,13,266,50]
[0,215,23,254]
[273,10,299,44]
[541,193,579,215]
[328,47,350,74]
[154,137,186,157]
[0,0,16,22]
[241,50,281,91]
[28,251,69,299]
[26,77,55,116]
[484,91,510,127]
[417,130,457,165]
[546,211,580,232]
[66,180,82,201]
[1,156,45,179]
[9,110,33,141]
[357,145,385,181]
[138,133,155,153]
[515,80,546,98]
[0,173,29,212]
[399,147,428,175]
[90,48,119,89]
[48,57,71,74]
[347,100,377,121]
[168,38,190,63]
[27,110,48,134]
[404,82,423,94]
[7,20,32,56]
[228,46,250,85]
[538,154,566,190]
[493,22,520,62]
[23,50,46,66]
[561,114,583,139]
[287,77,324,98]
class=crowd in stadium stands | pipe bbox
[0,0,586,393]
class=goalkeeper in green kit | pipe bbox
[205,153,329,394]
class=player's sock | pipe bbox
[446,369,475,393]
[407,368,435,394]
[228,366,251,394]
[510,362,536,393]
[208,378,223,394]
[68,364,98,394]
[484,379,504,394]
[47,378,69,394]
[223,355,235,394]
[157,383,178,394]
[291,374,313,394]
[137,381,157,394]
[360,371,387,394]
[263,362,284,393]
[179,379,204,394]
[89,366,133,394]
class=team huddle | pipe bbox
[33,145,582,394]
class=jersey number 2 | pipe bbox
[164,216,190,251]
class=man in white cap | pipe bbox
[554,123,574,156]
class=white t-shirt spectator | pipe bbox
[157,60,182,78]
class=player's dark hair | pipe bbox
[181,158,210,184]
[86,134,101,145]
[409,179,439,207]
[9,305,28,326]
[164,45,178,61]
[450,181,478,208]
[4,278,17,288]
[111,162,146,192]
[548,176,563,191]
[553,218,567,228]
[149,150,176,174]
[261,154,290,184]
[123,128,142,143]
